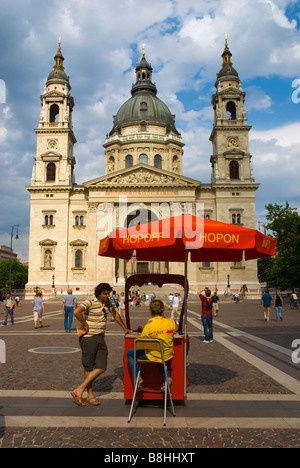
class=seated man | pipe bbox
[127,299,175,391]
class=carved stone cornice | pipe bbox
[212,183,260,191]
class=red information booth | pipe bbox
[123,274,190,401]
[98,214,276,402]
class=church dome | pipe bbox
[216,37,239,80]
[113,93,176,129]
[110,49,179,135]
[46,40,70,86]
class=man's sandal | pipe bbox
[70,391,86,407]
[86,397,101,406]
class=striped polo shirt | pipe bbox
[80,295,109,337]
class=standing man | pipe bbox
[62,289,77,333]
[261,289,273,322]
[198,288,214,343]
[3,293,15,326]
[71,283,132,407]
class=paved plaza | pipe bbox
[1,292,300,448]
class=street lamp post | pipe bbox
[9,225,19,285]
[52,274,56,295]
[227,274,231,293]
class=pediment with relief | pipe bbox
[84,165,200,189]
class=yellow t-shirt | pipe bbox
[140,315,175,363]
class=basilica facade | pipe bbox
[25,39,260,297]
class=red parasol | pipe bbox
[99,214,276,262]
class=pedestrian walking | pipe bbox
[198,288,214,343]
[274,291,283,321]
[33,292,45,329]
[62,289,77,332]
[171,292,181,325]
[212,291,220,317]
[119,292,125,318]
[71,283,132,407]
[3,293,15,326]
[261,289,273,322]
[110,290,119,322]
[168,293,174,311]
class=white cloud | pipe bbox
[250,122,300,210]
[261,0,297,29]
[251,122,300,147]
[244,86,272,111]
[0,125,7,143]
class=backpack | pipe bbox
[206,298,213,310]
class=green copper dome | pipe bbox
[109,51,179,135]
[113,94,177,129]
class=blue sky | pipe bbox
[0,0,300,261]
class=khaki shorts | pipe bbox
[33,310,43,321]
[80,334,108,372]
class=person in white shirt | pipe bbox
[168,293,174,310]
[171,292,181,324]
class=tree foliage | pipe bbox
[0,259,28,290]
[261,202,300,289]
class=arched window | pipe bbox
[126,209,158,228]
[80,215,84,226]
[49,104,59,123]
[75,250,83,268]
[75,216,79,226]
[229,160,239,179]
[154,154,162,169]
[125,155,133,168]
[139,154,148,164]
[46,163,56,181]
[226,101,236,120]
[140,102,147,111]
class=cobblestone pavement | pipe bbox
[1,427,300,448]
[1,295,300,448]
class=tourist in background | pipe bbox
[63,288,77,332]
[274,291,283,321]
[33,292,44,329]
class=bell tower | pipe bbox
[210,36,255,185]
[32,39,76,187]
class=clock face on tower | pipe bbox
[48,139,58,150]
[228,137,238,147]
